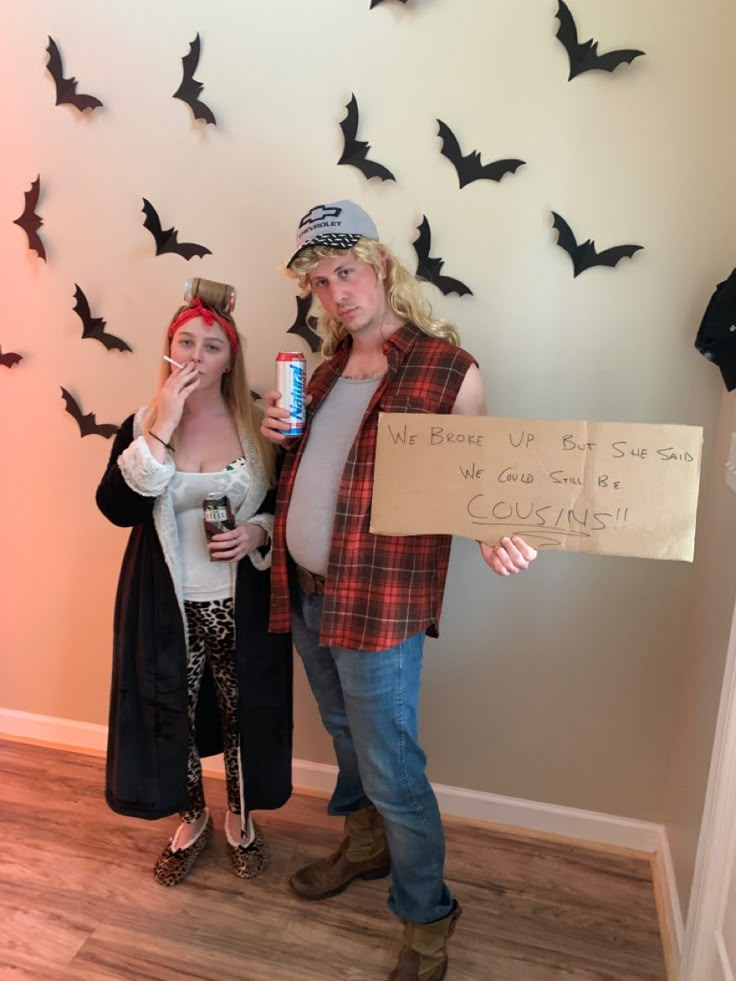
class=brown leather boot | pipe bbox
[290,804,391,900]
[388,901,462,981]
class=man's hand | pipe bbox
[260,390,293,444]
[260,389,312,444]
[480,535,538,576]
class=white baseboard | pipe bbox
[0,706,683,965]
[652,825,685,979]
[0,707,109,752]
[0,706,672,848]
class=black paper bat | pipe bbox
[46,37,103,111]
[13,177,46,261]
[73,285,132,352]
[555,1,645,80]
[142,199,212,260]
[0,346,23,369]
[370,0,407,6]
[437,120,525,189]
[173,34,216,125]
[551,212,643,276]
[412,217,473,297]
[338,94,395,182]
[60,387,119,439]
[287,295,321,353]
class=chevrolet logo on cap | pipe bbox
[299,205,343,228]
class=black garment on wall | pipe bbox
[695,269,736,390]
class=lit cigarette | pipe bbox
[163,355,185,369]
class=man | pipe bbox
[262,200,536,981]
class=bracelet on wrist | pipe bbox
[149,431,175,453]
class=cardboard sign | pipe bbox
[370,415,704,561]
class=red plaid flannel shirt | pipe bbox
[268,323,477,651]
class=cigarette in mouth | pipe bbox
[163,355,185,369]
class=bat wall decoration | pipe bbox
[370,0,407,6]
[551,212,644,276]
[45,37,103,111]
[0,346,23,369]
[437,120,526,188]
[73,285,132,352]
[555,1,645,80]
[287,295,321,353]
[338,94,396,182]
[412,216,473,297]
[60,387,119,439]
[13,177,46,261]
[173,34,216,125]
[142,199,212,260]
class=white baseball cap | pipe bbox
[287,200,379,267]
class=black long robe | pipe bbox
[96,415,293,820]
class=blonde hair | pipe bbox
[288,239,460,357]
[153,286,276,487]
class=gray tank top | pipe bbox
[286,375,382,576]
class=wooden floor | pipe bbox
[0,740,666,981]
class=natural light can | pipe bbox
[276,352,306,436]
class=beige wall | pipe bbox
[2,0,736,910]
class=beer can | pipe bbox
[203,492,235,561]
[276,352,306,436]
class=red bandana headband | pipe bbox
[168,296,239,350]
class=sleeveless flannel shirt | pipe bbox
[268,322,477,652]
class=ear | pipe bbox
[378,252,389,282]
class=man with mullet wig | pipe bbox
[261,201,537,981]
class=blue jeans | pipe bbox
[291,585,454,924]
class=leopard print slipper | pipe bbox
[153,812,213,887]
[227,815,270,879]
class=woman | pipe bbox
[96,278,292,886]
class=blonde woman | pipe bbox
[261,202,537,981]
[97,278,292,886]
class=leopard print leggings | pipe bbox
[180,598,242,824]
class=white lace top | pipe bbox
[169,458,249,601]
[116,411,274,636]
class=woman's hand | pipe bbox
[145,361,201,440]
[208,521,267,562]
[479,536,538,576]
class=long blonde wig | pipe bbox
[287,239,460,357]
[154,302,276,487]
